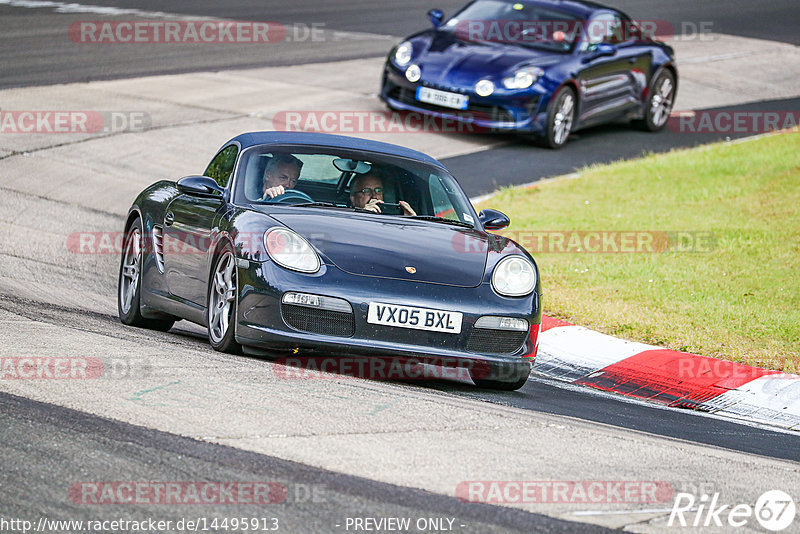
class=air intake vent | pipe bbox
[282,304,355,337]
[466,328,527,355]
[153,225,164,273]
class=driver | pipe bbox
[260,154,304,200]
[349,171,416,216]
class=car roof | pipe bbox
[227,131,446,169]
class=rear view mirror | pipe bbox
[333,158,372,174]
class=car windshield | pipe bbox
[232,144,478,227]
[443,0,584,53]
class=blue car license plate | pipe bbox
[416,87,469,110]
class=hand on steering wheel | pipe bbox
[262,189,314,205]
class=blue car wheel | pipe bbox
[635,70,676,132]
[540,86,576,149]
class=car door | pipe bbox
[575,12,644,125]
[163,144,238,306]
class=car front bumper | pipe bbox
[235,258,540,379]
[380,65,550,134]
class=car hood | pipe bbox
[270,211,488,287]
[414,31,560,85]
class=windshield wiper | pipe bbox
[405,215,474,228]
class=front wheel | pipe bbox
[118,217,174,331]
[634,70,675,132]
[539,86,576,149]
[207,247,241,353]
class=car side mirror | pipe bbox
[478,209,510,231]
[581,42,617,63]
[428,9,444,29]
[595,43,616,56]
[177,175,225,198]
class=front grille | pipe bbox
[466,328,527,355]
[152,225,164,273]
[282,304,355,337]
[389,87,516,124]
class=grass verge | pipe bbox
[476,131,800,372]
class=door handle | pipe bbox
[164,212,174,226]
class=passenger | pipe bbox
[260,154,303,200]
[349,171,416,216]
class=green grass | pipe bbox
[476,132,800,372]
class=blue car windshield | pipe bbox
[232,144,479,226]
[443,0,583,52]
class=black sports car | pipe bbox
[118,132,541,390]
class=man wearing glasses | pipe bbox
[349,170,416,216]
[260,153,304,200]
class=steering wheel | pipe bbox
[264,189,314,205]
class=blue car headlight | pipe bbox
[475,79,495,97]
[264,228,320,273]
[502,67,544,90]
[405,64,421,82]
[492,256,536,297]
[394,41,413,67]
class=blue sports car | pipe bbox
[380,0,677,148]
[118,132,541,390]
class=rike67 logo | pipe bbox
[669,490,796,531]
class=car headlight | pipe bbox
[492,255,536,297]
[405,64,421,82]
[475,79,495,97]
[394,41,413,66]
[502,67,544,90]
[264,228,320,273]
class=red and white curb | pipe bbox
[533,315,800,431]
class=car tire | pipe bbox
[118,217,175,332]
[207,246,242,354]
[539,85,576,149]
[634,70,675,132]
[470,364,530,391]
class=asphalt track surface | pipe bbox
[0,391,607,534]
[1,0,798,89]
[445,97,800,196]
[1,1,800,532]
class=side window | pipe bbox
[204,145,238,188]
[429,174,465,221]
[582,13,624,50]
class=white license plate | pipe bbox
[367,302,463,334]
[416,87,469,110]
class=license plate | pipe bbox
[367,302,463,334]
[416,87,469,110]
